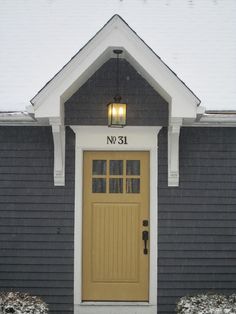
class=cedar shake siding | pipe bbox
[0,126,75,314]
[65,58,168,126]
[1,125,236,314]
[158,127,236,314]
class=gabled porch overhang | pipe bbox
[30,15,203,187]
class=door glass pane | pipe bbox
[110,160,123,175]
[126,160,140,175]
[92,178,106,193]
[126,179,140,193]
[92,160,106,175]
[109,178,123,193]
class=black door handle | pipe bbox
[142,230,149,255]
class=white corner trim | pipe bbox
[168,120,181,187]
[50,119,65,186]
[71,125,161,314]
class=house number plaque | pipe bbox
[107,136,128,145]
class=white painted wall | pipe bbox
[0,0,235,111]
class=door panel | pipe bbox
[91,203,140,282]
[82,151,149,301]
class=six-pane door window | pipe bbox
[92,159,140,194]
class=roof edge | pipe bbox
[31,14,200,107]
[1,110,236,126]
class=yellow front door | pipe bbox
[82,151,150,301]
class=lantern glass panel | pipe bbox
[107,103,126,127]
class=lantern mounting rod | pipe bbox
[113,49,123,55]
[113,49,123,102]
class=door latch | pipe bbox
[142,230,149,255]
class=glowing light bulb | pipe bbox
[112,107,117,116]
[119,107,124,116]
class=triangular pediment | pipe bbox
[31,14,201,123]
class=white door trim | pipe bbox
[71,126,161,314]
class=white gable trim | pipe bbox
[31,15,202,187]
[31,15,200,120]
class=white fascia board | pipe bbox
[110,23,200,119]
[33,52,109,118]
[116,22,200,114]
[33,46,116,118]
[32,15,200,120]
[32,17,120,115]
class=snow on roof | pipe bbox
[0,0,235,113]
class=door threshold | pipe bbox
[81,301,150,305]
[75,303,157,314]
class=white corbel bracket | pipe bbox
[168,119,182,187]
[50,118,65,186]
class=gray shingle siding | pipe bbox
[1,125,236,314]
[65,58,168,126]
[158,127,236,314]
[0,126,75,314]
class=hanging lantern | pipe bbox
[107,100,127,127]
[107,49,127,128]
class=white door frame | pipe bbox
[71,126,161,314]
